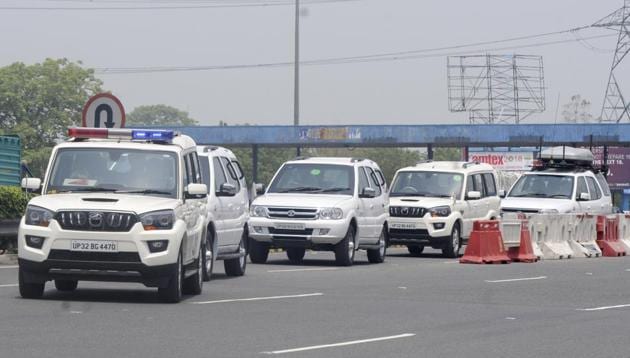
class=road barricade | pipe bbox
[618,214,630,252]
[570,214,601,258]
[596,215,627,257]
[500,213,538,262]
[529,214,574,260]
[461,220,511,264]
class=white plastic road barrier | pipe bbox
[500,213,523,248]
[618,214,630,252]
[573,214,602,257]
[526,215,546,260]
[534,214,574,260]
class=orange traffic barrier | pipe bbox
[596,215,627,257]
[460,220,511,264]
[506,220,538,263]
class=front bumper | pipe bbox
[248,217,350,248]
[387,215,454,248]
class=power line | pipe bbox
[94,31,614,74]
[0,0,358,10]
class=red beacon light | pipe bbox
[67,127,176,142]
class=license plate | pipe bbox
[71,240,118,252]
[275,223,306,231]
[390,223,416,230]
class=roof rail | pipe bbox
[462,161,480,169]
[293,156,310,161]
[203,146,219,152]
[351,157,366,163]
[416,160,433,165]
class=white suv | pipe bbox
[196,146,249,280]
[18,128,208,303]
[501,147,613,215]
[388,161,500,258]
[248,157,388,266]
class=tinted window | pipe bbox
[586,177,602,200]
[267,164,355,195]
[213,157,228,192]
[184,155,193,186]
[595,173,611,196]
[483,173,497,196]
[366,167,382,196]
[390,171,463,198]
[199,157,211,190]
[576,177,588,198]
[191,152,202,184]
[221,157,241,192]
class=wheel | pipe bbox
[442,223,461,258]
[19,268,44,299]
[202,231,214,282]
[54,280,78,292]
[334,226,356,266]
[407,245,424,257]
[224,233,247,276]
[183,242,204,295]
[286,248,306,264]
[158,250,183,303]
[367,228,387,263]
[248,237,269,264]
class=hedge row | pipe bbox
[0,186,33,220]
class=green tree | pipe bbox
[434,147,463,161]
[0,58,103,176]
[127,105,198,126]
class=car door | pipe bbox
[220,156,245,246]
[183,152,204,263]
[366,166,386,241]
[586,176,606,214]
[595,173,613,213]
[356,166,373,241]
[482,172,500,219]
[211,156,231,249]
[461,174,479,235]
[575,176,591,213]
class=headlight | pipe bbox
[429,206,451,217]
[140,210,175,231]
[319,207,343,220]
[250,205,268,218]
[25,206,54,227]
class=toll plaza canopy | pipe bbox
[162,123,630,147]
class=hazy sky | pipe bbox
[1,0,628,125]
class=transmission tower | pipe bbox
[447,54,545,124]
[593,0,630,122]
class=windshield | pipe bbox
[508,174,574,199]
[47,148,178,198]
[267,163,355,195]
[390,171,463,198]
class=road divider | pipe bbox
[460,221,510,264]
[597,215,627,257]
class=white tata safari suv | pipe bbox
[388,161,501,258]
[501,147,613,215]
[19,128,208,303]
[196,146,249,280]
[248,157,388,266]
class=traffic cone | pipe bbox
[460,220,511,264]
[506,220,538,263]
[597,215,627,257]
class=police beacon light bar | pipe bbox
[67,127,176,141]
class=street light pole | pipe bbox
[294,0,301,156]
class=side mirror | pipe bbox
[255,183,265,195]
[467,191,481,200]
[21,178,41,191]
[217,183,237,197]
[578,192,591,201]
[360,187,376,198]
[498,189,506,198]
[185,183,207,199]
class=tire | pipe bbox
[286,248,306,264]
[442,223,461,258]
[54,280,78,292]
[407,245,424,257]
[19,268,44,299]
[158,250,183,303]
[202,231,214,282]
[334,226,356,266]
[183,243,203,295]
[367,229,387,264]
[248,237,269,264]
[224,233,247,277]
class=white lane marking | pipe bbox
[0,284,18,288]
[505,317,517,320]
[585,272,593,276]
[398,286,407,290]
[191,293,323,305]
[577,304,630,312]
[262,333,416,355]
[0,265,18,269]
[485,276,547,283]
[625,269,630,272]
[443,261,458,264]
[267,268,339,273]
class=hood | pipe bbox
[501,197,575,213]
[28,193,180,214]
[252,193,353,208]
[389,196,453,208]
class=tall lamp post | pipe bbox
[294,0,301,156]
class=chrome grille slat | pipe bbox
[54,211,138,232]
[267,207,318,220]
[389,206,426,218]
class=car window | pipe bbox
[390,171,463,198]
[576,177,588,198]
[466,175,475,195]
[191,152,201,184]
[221,157,241,192]
[198,156,211,190]
[473,174,485,196]
[366,167,382,196]
[508,174,574,199]
[184,154,193,186]
[595,173,611,197]
[358,167,370,193]
[586,177,602,200]
[267,163,355,195]
[375,169,386,187]
[213,157,228,192]
[483,173,497,196]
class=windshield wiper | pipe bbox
[391,193,427,197]
[511,193,548,198]
[277,186,322,193]
[115,189,173,195]
[59,187,117,193]
[320,187,351,193]
[549,194,570,199]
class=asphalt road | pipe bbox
[1,248,629,358]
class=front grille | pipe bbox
[390,206,425,218]
[269,228,314,236]
[501,208,540,214]
[55,211,137,232]
[48,249,141,263]
[389,228,430,236]
[267,207,318,220]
